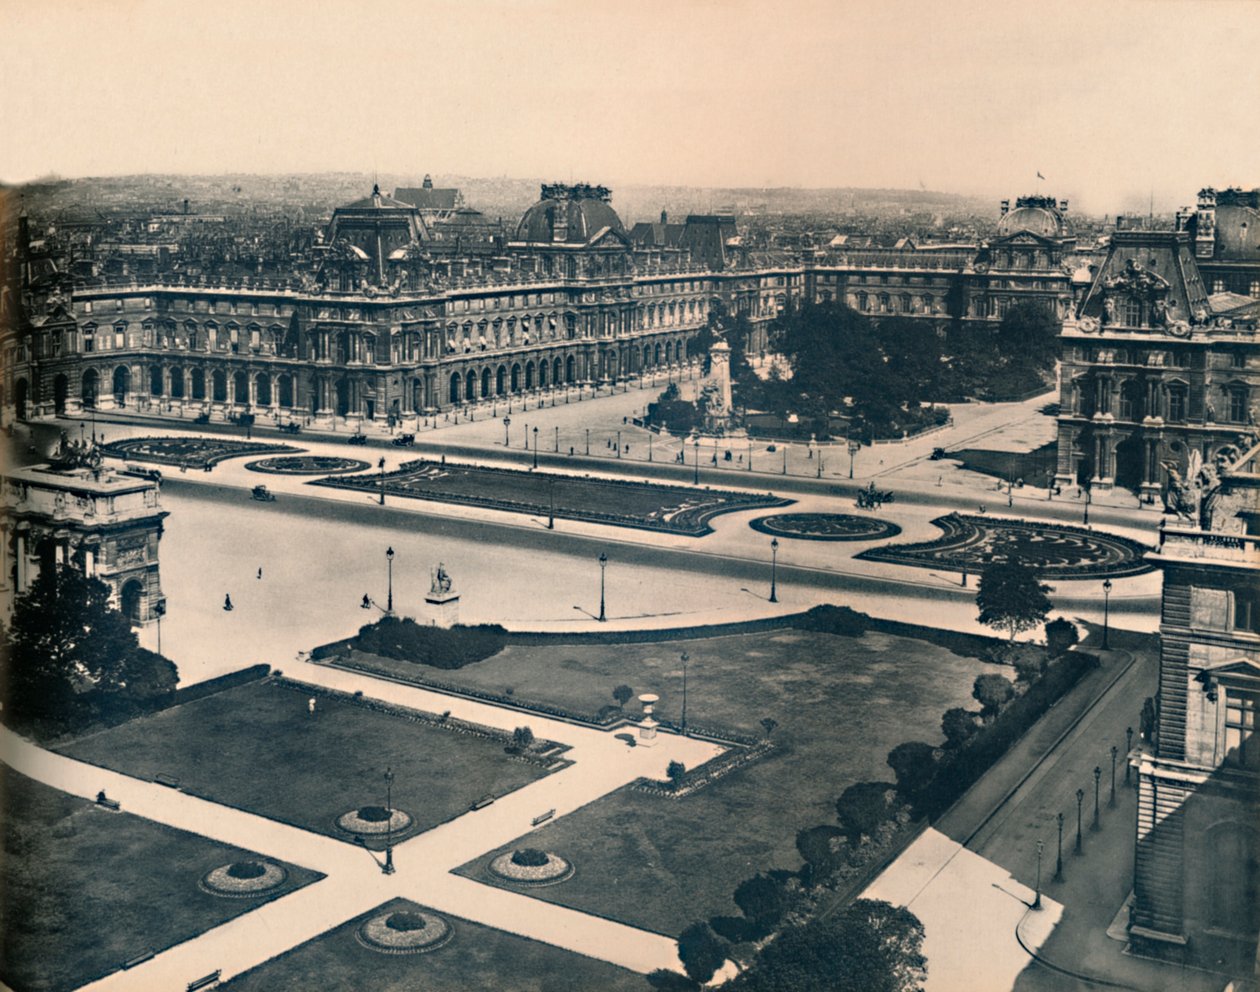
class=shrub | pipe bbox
[385,912,429,932]
[797,604,869,638]
[511,726,535,752]
[1045,617,1079,657]
[357,805,391,822]
[709,914,761,943]
[941,707,979,748]
[973,673,1016,719]
[227,861,266,880]
[646,969,700,991]
[510,848,550,867]
[351,616,507,669]
[887,742,939,806]
[667,760,687,788]
[1013,652,1046,684]
[795,824,845,885]
[613,684,635,707]
[733,872,791,929]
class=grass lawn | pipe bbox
[0,766,322,992]
[219,897,646,992]
[437,628,1006,934]
[57,680,552,841]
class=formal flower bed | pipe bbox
[749,512,902,542]
[489,849,574,886]
[199,859,287,897]
[245,455,370,475]
[356,909,453,954]
[335,805,413,837]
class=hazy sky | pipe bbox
[3,0,1257,212]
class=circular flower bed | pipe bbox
[335,805,413,837]
[356,909,453,954]
[489,849,574,886]
[246,455,371,475]
[199,860,287,897]
[750,512,902,542]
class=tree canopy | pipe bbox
[2,566,177,732]
[975,562,1054,641]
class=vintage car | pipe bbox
[193,412,211,425]
[250,485,276,502]
[347,433,368,446]
[930,447,947,460]
[278,422,301,434]
[392,433,416,447]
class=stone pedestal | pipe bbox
[638,693,660,748]
[425,591,460,628]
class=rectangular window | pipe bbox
[1167,387,1187,422]
[1230,389,1249,423]
[1235,592,1260,634]
[1224,690,1258,768]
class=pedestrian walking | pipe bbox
[257,567,263,580]
[223,594,234,611]
[308,697,316,719]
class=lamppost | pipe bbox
[1102,578,1112,650]
[532,426,539,469]
[523,423,528,448]
[554,425,559,453]
[382,766,395,874]
[155,599,165,657]
[1109,745,1118,807]
[680,651,689,734]
[1033,840,1044,910]
[1075,788,1084,853]
[547,477,555,530]
[598,552,607,622]
[694,438,701,485]
[848,438,861,479]
[782,443,788,475]
[616,429,621,458]
[1125,726,1134,784]
[769,538,779,603]
[1083,483,1092,526]
[378,457,386,506]
[648,433,653,462]
[817,447,823,479]
[386,546,394,615]
[1054,812,1064,882]
[1092,766,1102,830]
[585,428,590,456]
[503,416,511,445]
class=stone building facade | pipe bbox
[1054,229,1260,499]
[1131,441,1260,976]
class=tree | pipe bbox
[941,707,979,748]
[3,565,177,730]
[972,673,1016,720]
[835,781,896,843]
[677,922,727,985]
[795,824,845,886]
[759,717,778,738]
[733,872,791,929]
[1045,617,1079,657]
[667,760,687,788]
[886,742,939,805]
[976,562,1053,642]
[996,301,1062,370]
[734,899,926,992]
[612,684,634,708]
[1012,652,1045,684]
[646,969,700,991]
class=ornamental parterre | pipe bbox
[312,459,792,536]
[489,850,574,886]
[854,513,1155,579]
[103,436,295,467]
[199,860,287,897]
[749,512,902,542]
[356,908,453,954]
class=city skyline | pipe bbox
[2,0,1258,214]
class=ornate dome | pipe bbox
[515,183,626,245]
[997,195,1071,239]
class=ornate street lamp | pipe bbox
[1075,788,1084,854]
[533,426,539,469]
[694,438,701,485]
[382,766,396,875]
[1054,812,1064,882]
[386,547,394,616]
[378,457,386,506]
[848,438,861,479]
[1093,766,1102,830]
[680,652,689,734]
[1102,578,1112,650]
[769,538,779,603]
[1125,726,1134,785]
[1033,840,1044,910]
[503,415,511,445]
[1110,745,1118,807]
[598,552,608,622]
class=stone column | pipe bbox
[14,530,28,593]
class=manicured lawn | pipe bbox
[442,628,1005,934]
[0,766,322,992]
[57,680,552,841]
[219,897,646,992]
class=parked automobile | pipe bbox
[930,447,947,460]
[123,464,162,482]
[278,422,301,434]
[347,433,368,446]
[250,485,276,502]
[392,433,415,447]
[193,412,211,425]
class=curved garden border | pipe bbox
[749,512,901,542]
[103,436,296,468]
[198,860,287,898]
[356,909,453,955]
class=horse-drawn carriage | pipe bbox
[856,482,895,510]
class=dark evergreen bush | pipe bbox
[510,848,549,867]
[351,616,507,669]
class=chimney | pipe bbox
[1195,187,1216,259]
[183,198,190,215]
[1059,200,1069,213]
[1000,200,1010,217]
[661,209,668,225]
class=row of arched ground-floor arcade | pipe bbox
[15,336,698,423]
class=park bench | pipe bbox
[155,773,181,788]
[470,795,495,810]
[187,970,221,991]
[531,809,555,826]
[95,793,121,811]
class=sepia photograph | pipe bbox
[1,1,1257,990]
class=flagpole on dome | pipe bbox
[1036,170,1045,194]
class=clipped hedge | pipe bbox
[350,617,507,670]
[916,650,1099,818]
[160,664,271,711]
